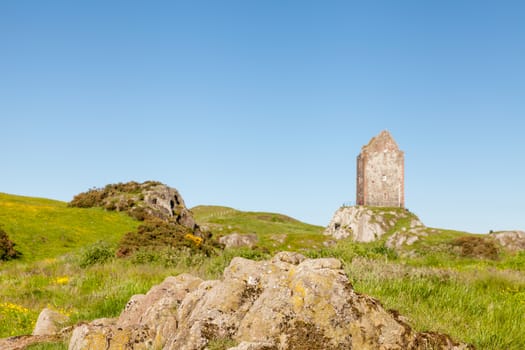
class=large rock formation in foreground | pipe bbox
[69,252,472,350]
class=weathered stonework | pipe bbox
[356,130,405,207]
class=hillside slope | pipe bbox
[0,195,524,349]
[0,193,139,262]
[191,205,326,251]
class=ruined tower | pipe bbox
[356,130,404,207]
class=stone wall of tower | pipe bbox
[356,131,405,208]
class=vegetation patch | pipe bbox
[0,193,139,262]
[25,341,68,350]
[68,182,221,259]
[207,337,238,350]
[0,226,21,261]
[1,195,525,348]
[68,181,157,210]
[192,205,326,252]
[79,241,115,268]
[451,236,499,260]
[117,218,218,257]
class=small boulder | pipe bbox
[219,233,258,249]
[32,308,69,336]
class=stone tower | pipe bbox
[356,130,404,207]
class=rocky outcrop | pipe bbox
[69,181,200,233]
[324,206,425,242]
[219,233,259,249]
[69,252,471,350]
[489,231,525,252]
[69,181,220,256]
[69,181,198,230]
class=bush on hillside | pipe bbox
[70,181,221,259]
[117,218,217,258]
[451,236,499,260]
[0,227,21,261]
[79,241,115,268]
[68,181,161,210]
[69,188,108,208]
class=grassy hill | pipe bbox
[0,193,139,262]
[191,205,326,251]
[0,195,524,349]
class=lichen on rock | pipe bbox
[68,253,472,350]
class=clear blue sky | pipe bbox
[1,1,524,233]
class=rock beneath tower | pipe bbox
[324,206,425,243]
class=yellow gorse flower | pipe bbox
[184,233,203,247]
[55,276,69,285]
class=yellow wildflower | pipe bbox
[55,276,69,285]
[184,233,203,247]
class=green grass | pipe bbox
[345,257,525,350]
[192,205,327,251]
[1,197,525,349]
[26,342,68,350]
[0,253,192,337]
[0,193,139,262]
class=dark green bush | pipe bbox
[117,218,216,258]
[79,241,115,268]
[69,181,163,210]
[69,188,107,208]
[0,226,21,261]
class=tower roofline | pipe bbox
[361,130,400,153]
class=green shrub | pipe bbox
[68,181,162,210]
[451,236,499,260]
[79,241,115,268]
[117,218,216,258]
[68,188,107,208]
[0,226,21,261]
[129,248,163,265]
[370,244,398,260]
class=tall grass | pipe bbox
[1,197,524,348]
[1,244,525,349]
[345,257,525,349]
